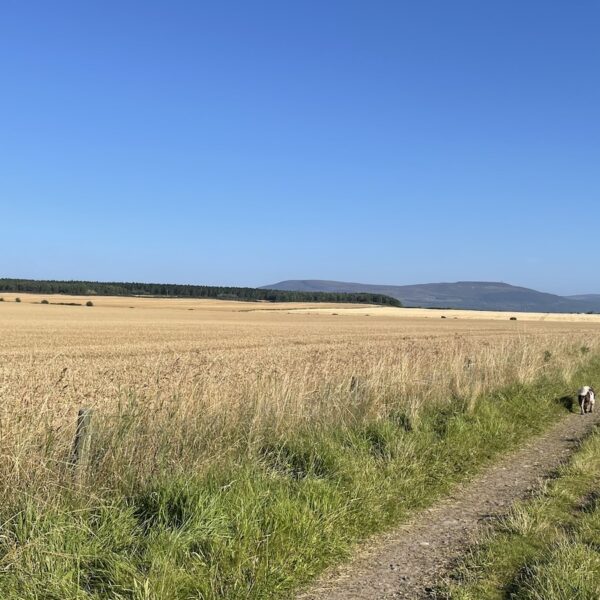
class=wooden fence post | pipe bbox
[350,375,365,394]
[70,407,93,482]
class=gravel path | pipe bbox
[297,411,600,600]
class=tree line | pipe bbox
[0,278,402,306]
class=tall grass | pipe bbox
[1,334,598,497]
[0,326,600,597]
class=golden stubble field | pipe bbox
[2,293,600,495]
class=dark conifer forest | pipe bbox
[0,278,401,306]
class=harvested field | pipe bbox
[2,294,600,599]
[2,293,600,494]
[276,305,600,323]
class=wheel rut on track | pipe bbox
[297,411,600,600]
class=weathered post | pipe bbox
[70,408,93,482]
[350,375,363,393]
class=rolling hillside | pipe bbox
[263,280,600,313]
[568,294,600,303]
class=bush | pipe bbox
[15,297,21,303]
[86,300,94,307]
[510,316,517,320]
[0,297,4,302]
[41,299,49,305]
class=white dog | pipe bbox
[578,386,595,415]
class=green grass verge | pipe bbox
[441,419,600,599]
[1,357,599,599]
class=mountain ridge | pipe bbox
[567,294,600,302]
[262,280,600,313]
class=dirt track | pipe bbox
[298,410,600,600]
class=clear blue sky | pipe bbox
[1,1,598,294]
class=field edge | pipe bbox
[2,356,600,599]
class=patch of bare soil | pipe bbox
[297,411,600,600]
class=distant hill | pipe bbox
[567,294,600,303]
[262,280,600,313]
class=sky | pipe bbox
[1,1,598,294]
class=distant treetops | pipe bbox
[0,278,401,307]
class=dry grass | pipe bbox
[3,294,600,599]
[2,293,600,498]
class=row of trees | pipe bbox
[0,278,402,306]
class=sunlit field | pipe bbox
[2,293,600,494]
[2,293,600,598]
